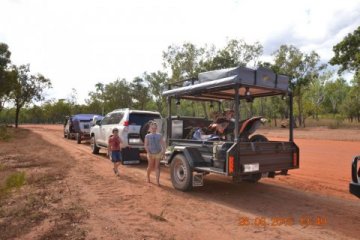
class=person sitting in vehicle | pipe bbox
[207,117,230,140]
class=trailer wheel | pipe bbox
[76,133,82,144]
[170,154,192,191]
[90,136,100,154]
[249,134,268,142]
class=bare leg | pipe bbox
[116,162,120,172]
[155,157,160,186]
[147,155,154,183]
[114,162,120,175]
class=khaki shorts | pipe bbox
[147,152,162,161]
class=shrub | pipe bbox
[0,125,11,141]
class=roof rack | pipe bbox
[163,66,290,101]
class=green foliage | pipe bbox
[6,172,26,189]
[144,71,169,115]
[0,125,11,141]
[0,42,15,112]
[163,42,206,81]
[8,64,52,127]
[272,45,325,127]
[1,172,26,196]
[340,73,360,121]
[1,38,360,127]
[130,77,151,110]
[323,77,349,114]
[330,26,360,74]
[205,39,263,70]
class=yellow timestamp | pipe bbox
[239,215,327,227]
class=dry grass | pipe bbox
[0,128,88,240]
[0,125,12,141]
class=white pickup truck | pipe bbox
[90,108,161,164]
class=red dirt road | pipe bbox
[24,125,360,239]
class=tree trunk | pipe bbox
[15,105,21,128]
[260,98,264,116]
[297,88,303,127]
[274,116,277,127]
[201,102,208,119]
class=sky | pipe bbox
[1,0,359,104]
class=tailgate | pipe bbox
[79,121,91,133]
[227,141,299,175]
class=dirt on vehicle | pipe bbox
[1,124,360,240]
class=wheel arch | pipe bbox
[167,147,196,169]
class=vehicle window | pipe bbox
[108,112,123,124]
[101,114,112,125]
[129,113,161,126]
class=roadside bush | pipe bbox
[0,125,11,141]
[328,116,344,129]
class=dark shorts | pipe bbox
[111,150,122,163]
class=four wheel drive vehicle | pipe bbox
[350,156,360,198]
[64,114,103,144]
[162,66,299,191]
[90,108,162,164]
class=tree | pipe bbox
[163,42,205,82]
[272,45,325,127]
[201,39,263,71]
[303,71,332,121]
[0,43,14,112]
[95,82,105,115]
[130,77,151,110]
[340,73,360,122]
[323,77,349,115]
[102,79,132,111]
[144,71,169,115]
[10,64,51,127]
[67,88,78,106]
[330,26,360,74]
[163,42,210,117]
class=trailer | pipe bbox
[162,66,299,191]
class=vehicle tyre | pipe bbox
[170,154,192,191]
[64,132,66,138]
[67,132,71,140]
[249,134,268,142]
[244,173,262,183]
[76,133,81,144]
[90,135,100,154]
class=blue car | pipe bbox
[64,114,103,144]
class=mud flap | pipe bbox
[122,147,140,165]
[192,173,204,187]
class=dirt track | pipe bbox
[22,125,360,239]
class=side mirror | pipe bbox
[96,120,102,126]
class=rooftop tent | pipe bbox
[163,66,290,100]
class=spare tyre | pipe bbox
[140,121,151,142]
